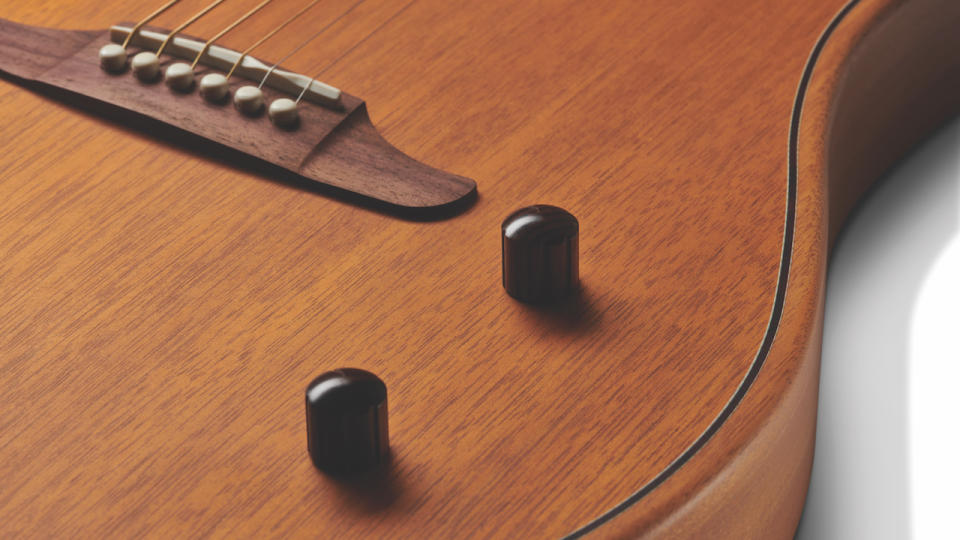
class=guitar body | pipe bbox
[0,0,957,537]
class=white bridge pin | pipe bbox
[99,44,127,73]
[199,73,229,102]
[234,86,264,115]
[268,98,299,129]
[164,62,195,92]
[131,51,160,82]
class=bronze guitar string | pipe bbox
[190,0,274,69]
[156,0,229,57]
[111,0,354,111]
[121,0,182,49]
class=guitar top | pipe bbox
[0,0,957,537]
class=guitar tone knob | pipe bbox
[305,368,389,474]
[502,205,579,303]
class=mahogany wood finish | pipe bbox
[0,0,957,538]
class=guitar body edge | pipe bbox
[595,0,960,536]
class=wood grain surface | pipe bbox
[0,0,957,538]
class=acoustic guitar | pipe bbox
[0,0,957,537]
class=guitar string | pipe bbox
[257,0,368,90]
[156,0,230,57]
[294,0,415,104]
[294,72,312,103]
[225,0,325,80]
[190,0,274,69]
[121,0,182,49]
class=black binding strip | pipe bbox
[563,1,862,537]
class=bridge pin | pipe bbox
[131,52,160,82]
[98,44,127,73]
[234,86,264,116]
[164,62,195,92]
[268,98,299,129]
[199,73,229,102]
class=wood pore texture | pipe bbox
[0,0,956,538]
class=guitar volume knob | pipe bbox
[305,368,389,474]
[501,205,579,303]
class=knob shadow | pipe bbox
[518,285,604,335]
[320,451,407,515]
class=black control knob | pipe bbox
[305,368,389,474]
[501,205,579,303]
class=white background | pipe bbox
[796,118,960,539]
